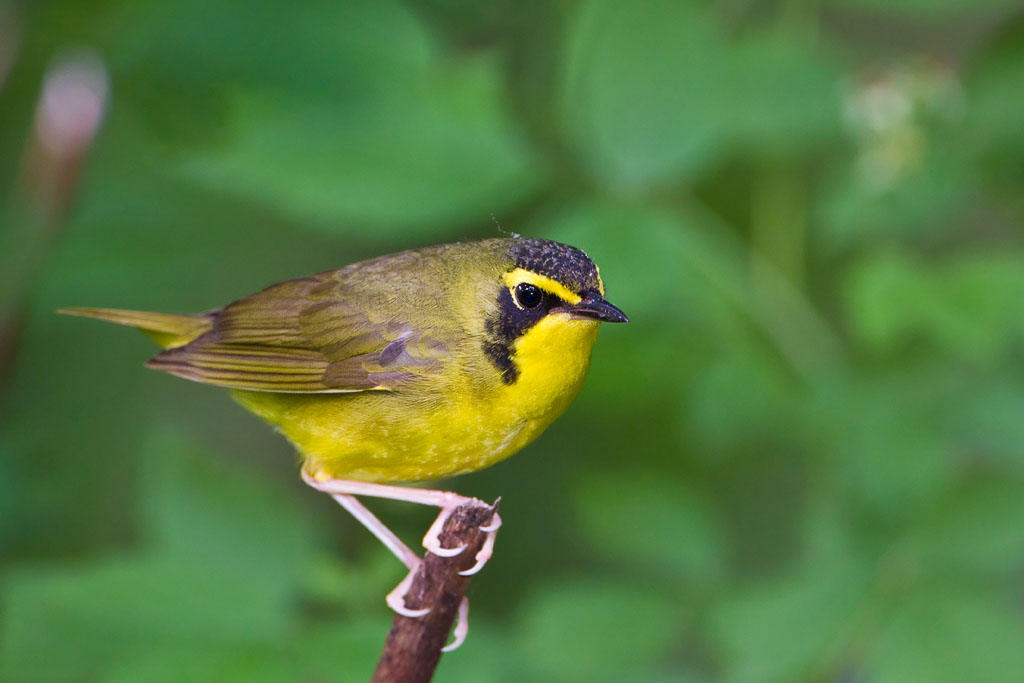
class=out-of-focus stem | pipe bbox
[749,163,844,381]
[0,50,109,385]
[751,162,806,289]
[0,4,21,91]
[780,0,819,38]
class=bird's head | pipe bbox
[481,238,628,384]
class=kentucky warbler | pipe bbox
[60,237,627,648]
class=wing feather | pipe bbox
[144,274,447,393]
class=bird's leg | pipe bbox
[302,470,499,650]
[326,492,421,569]
[323,493,428,618]
[301,470,502,573]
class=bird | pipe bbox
[60,236,628,650]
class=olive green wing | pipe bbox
[145,275,447,393]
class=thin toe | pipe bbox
[441,597,470,652]
[385,569,430,618]
[422,505,468,557]
[478,511,502,533]
[389,597,430,618]
[426,542,467,558]
[458,532,496,576]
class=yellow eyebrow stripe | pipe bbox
[503,268,582,305]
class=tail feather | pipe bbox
[58,307,213,349]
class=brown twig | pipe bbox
[372,500,499,683]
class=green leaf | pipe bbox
[531,202,748,328]
[687,349,801,452]
[965,19,1024,152]
[0,430,319,681]
[177,2,542,233]
[819,149,972,251]
[723,31,842,154]
[102,618,385,683]
[115,0,434,99]
[834,380,956,515]
[433,621,522,683]
[844,251,930,352]
[527,202,755,417]
[562,1,719,186]
[575,470,727,582]
[827,0,1023,16]
[844,251,1024,361]
[517,581,682,680]
[908,479,1024,576]
[139,429,317,589]
[0,558,291,681]
[867,587,1024,683]
[710,559,871,683]
[951,377,1024,467]
[562,1,840,188]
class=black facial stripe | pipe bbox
[482,339,517,385]
[482,285,560,385]
[509,238,601,295]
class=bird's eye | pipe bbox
[514,282,543,308]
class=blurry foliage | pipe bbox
[2,0,1024,681]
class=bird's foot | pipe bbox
[422,498,502,576]
[385,569,470,652]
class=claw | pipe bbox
[459,513,499,576]
[423,506,468,557]
[441,597,470,652]
[478,510,502,534]
[386,568,430,618]
[479,499,503,533]
[427,541,467,558]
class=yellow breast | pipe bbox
[232,314,600,483]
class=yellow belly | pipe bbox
[232,314,600,482]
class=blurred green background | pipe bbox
[3,0,1024,681]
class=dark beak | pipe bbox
[559,292,629,323]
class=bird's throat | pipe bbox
[502,313,600,418]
